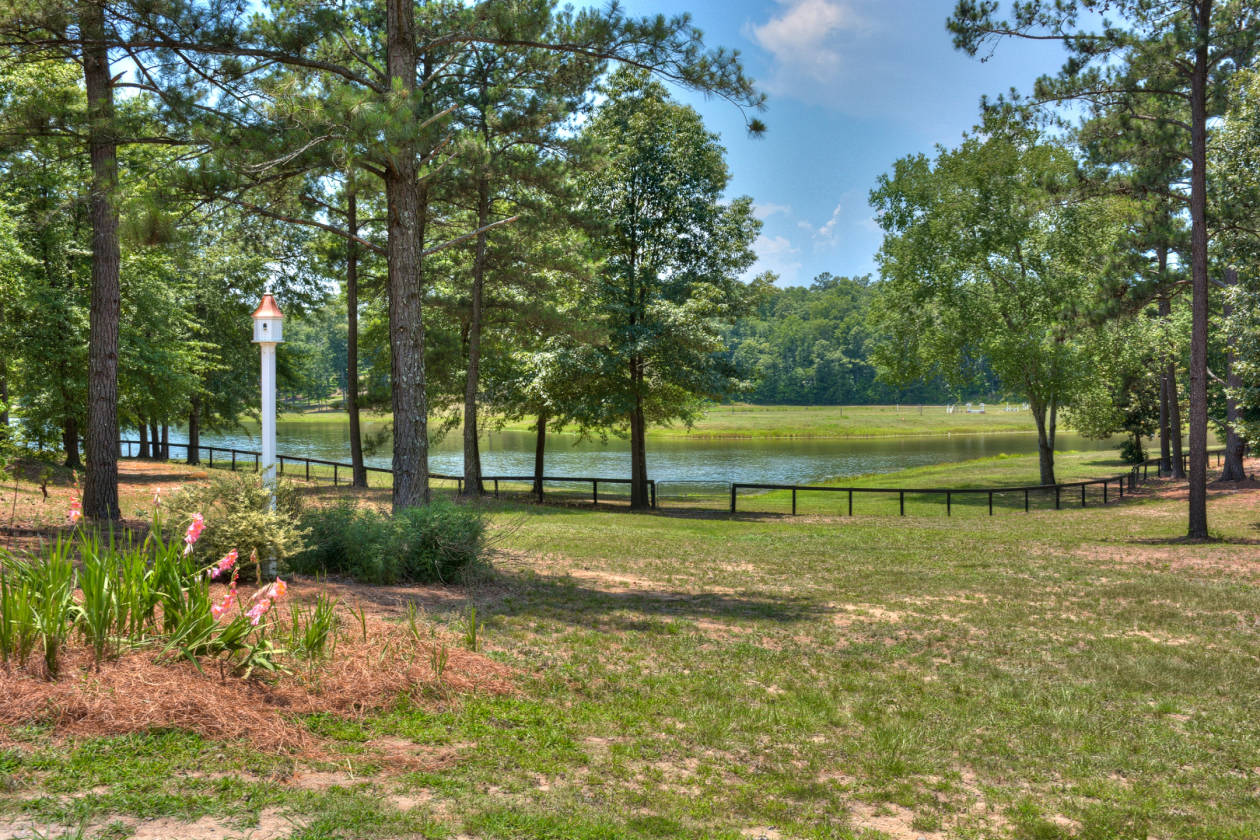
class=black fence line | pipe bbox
[118,440,657,509]
[730,449,1227,516]
[120,439,1224,518]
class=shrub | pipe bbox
[1120,434,1146,465]
[166,474,307,579]
[291,499,486,584]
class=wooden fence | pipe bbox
[121,439,1224,517]
[119,440,656,508]
[728,449,1226,516]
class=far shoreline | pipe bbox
[260,403,1075,442]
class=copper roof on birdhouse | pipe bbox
[252,294,284,319]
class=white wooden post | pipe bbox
[252,294,284,578]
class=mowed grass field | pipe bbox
[279,403,1043,439]
[1,454,1257,839]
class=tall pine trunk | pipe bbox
[629,360,650,510]
[81,0,121,520]
[1158,367,1171,473]
[1186,2,1211,538]
[138,422,149,459]
[1221,267,1247,482]
[346,183,367,487]
[1168,361,1185,478]
[1157,293,1171,474]
[533,412,546,500]
[188,396,200,465]
[0,363,8,429]
[161,423,169,460]
[385,0,429,511]
[149,420,160,459]
[462,176,490,497]
[62,417,81,469]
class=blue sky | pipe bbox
[608,0,1070,286]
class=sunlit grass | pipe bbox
[2,452,1254,839]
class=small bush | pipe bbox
[291,499,486,585]
[1120,435,1146,465]
[167,474,307,578]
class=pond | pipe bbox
[156,416,1120,491]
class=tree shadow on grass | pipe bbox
[1120,535,1260,547]
[310,566,826,633]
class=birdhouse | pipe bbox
[251,294,284,343]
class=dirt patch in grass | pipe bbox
[849,800,943,839]
[0,591,514,754]
[128,808,294,840]
[1074,543,1260,579]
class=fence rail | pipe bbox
[730,449,1227,516]
[120,439,1226,518]
[119,440,656,508]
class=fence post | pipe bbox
[848,490,853,517]
[730,484,737,513]
[791,488,796,516]
[208,448,213,468]
[333,464,338,486]
[899,490,904,516]
[254,453,259,473]
[946,490,951,517]
[231,450,236,471]
[988,490,993,516]
[1081,484,1086,507]
[593,480,598,506]
[651,481,656,509]
[305,460,310,482]
[1055,485,1060,510]
[1024,489,1029,513]
[494,479,499,499]
[1103,480,1108,504]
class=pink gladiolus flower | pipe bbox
[269,578,287,600]
[211,581,238,620]
[67,500,82,526]
[183,513,205,555]
[208,549,238,579]
[246,598,271,626]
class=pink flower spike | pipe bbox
[269,578,287,601]
[183,513,205,555]
[67,500,82,526]
[246,598,271,626]
[208,549,239,580]
[152,487,162,508]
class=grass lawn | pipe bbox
[1,455,1257,839]
[276,403,1045,439]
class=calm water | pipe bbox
[154,417,1119,490]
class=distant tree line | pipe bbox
[722,273,997,406]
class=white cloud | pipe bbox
[755,233,799,257]
[794,201,845,243]
[750,233,803,283]
[753,202,792,220]
[748,0,872,101]
[750,0,863,84]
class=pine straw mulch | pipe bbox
[0,584,515,754]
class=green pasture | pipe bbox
[275,403,1045,440]
[3,451,1257,839]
